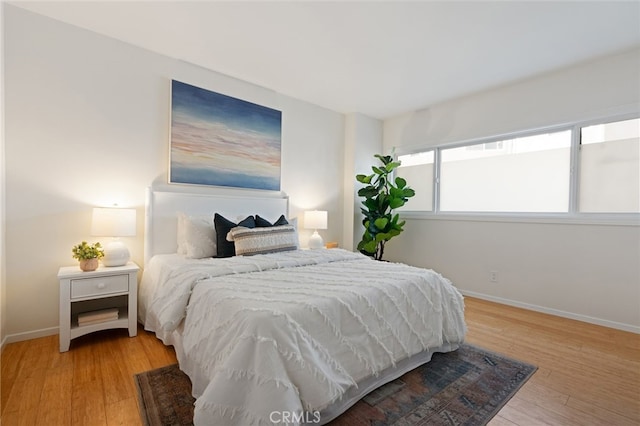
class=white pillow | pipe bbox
[177,212,187,255]
[227,225,299,256]
[177,212,217,259]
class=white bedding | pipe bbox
[140,249,466,425]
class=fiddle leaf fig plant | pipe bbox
[356,154,415,260]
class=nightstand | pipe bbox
[58,262,139,352]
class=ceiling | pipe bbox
[12,1,640,119]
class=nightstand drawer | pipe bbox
[71,274,129,299]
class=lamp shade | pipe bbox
[304,210,327,230]
[91,208,136,237]
[91,207,136,267]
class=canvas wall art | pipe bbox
[170,80,282,191]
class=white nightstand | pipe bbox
[58,262,139,352]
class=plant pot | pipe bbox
[79,258,99,272]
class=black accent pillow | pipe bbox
[255,214,289,227]
[214,213,256,257]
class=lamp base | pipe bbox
[308,231,324,250]
[102,240,130,267]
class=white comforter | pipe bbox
[141,249,466,425]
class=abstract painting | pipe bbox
[170,80,282,190]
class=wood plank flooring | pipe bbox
[2,296,638,425]
[465,298,639,425]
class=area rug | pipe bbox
[134,343,536,426]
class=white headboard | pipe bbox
[144,187,289,265]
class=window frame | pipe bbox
[395,112,640,226]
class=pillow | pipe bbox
[227,225,299,256]
[255,214,289,227]
[177,212,217,259]
[176,212,187,255]
[214,213,256,257]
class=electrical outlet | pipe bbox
[489,270,498,283]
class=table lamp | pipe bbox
[304,210,327,249]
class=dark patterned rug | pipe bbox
[134,343,536,426]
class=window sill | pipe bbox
[399,211,640,227]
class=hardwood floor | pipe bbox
[1,326,177,425]
[465,298,639,425]
[1,296,638,425]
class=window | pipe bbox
[440,131,571,212]
[397,151,434,211]
[579,118,640,213]
[396,115,639,219]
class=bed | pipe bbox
[139,188,466,425]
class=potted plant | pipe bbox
[72,241,104,271]
[356,154,415,261]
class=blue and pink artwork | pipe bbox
[170,80,282,191]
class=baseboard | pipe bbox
[460,290,640,334]
[2,326,59,346]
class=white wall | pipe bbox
[1,3,6,347]
[343,113,383,251]
[383,48,640,332]
[385,48,640,149]
[3,5,345,342]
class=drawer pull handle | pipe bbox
[97,283,106,289]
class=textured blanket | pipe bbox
[141,249,466,425]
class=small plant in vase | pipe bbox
[72,241,104,271]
